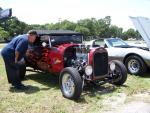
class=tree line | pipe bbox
[0,16,141,41]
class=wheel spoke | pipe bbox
[128,59,140,73]
[62,73,75,97]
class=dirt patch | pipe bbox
[103,93,126,104]
[102,92,150,113]
[105,101,150,113]
[0,75,4,80]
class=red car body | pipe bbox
[24,30,127,99]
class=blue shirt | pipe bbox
[1,34,28,62]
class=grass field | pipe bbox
[0,43,7,49]
[0,43,150,113]
[0,56,150,113]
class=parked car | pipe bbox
[128,41,147,48]
[89,38,150,75]
[22,30,127,99]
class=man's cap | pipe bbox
[27,30,38,36]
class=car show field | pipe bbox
[0,42,150,113]
[1,1,150,112]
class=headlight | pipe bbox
[110,62,116,71]
[85,65,93,76]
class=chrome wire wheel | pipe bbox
[62,73,75,97]
[60,67,83,99]
[128,59,140,74]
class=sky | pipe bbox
[0,0,150,31]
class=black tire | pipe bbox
[125,55,147,75]
[19,65,26,80]
[109,60,127,85]
[59,67,82,100]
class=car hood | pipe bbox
[106,47,150,59]
[114,45,149,51]
[130,16,150,50]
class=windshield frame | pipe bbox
[105,38,129,47]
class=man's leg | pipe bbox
[3,61,12,83]
[4,60,21,86]
[2,56,28,90]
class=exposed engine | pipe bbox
[63,44,109,80]
[64,45,89,71]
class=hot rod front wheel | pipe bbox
[109,60,127,85]
[59,67,83,100]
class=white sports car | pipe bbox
[89,38,150,75]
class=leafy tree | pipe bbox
[44,23,54,30]
[135,30,142,40]
[108,25,123,38]
[75,25,90,40]
[59,20,76,30]
[0,27,10,41]
[77,18,96,36]
[123,28,137,39]
[95,16,111,37]
[29,24,47,30]
[0,14,142,41]
[3,17,28,36]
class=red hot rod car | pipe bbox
[24,30,127,99]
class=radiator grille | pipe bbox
[93,52,108,76]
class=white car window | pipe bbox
[94,39,105,47]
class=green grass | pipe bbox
[0,43,7,49]
[0,56,150,113]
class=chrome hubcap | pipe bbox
[128,59,140,73]
[62,73,75,97]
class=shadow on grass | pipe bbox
[26,72,59,89]
[9,85,40,94]
[21,72,125,102]
[129,69,150,78]
[74,83,123,103]
[82,84,116,97]
[9,72,60,94]
[139,69,150,78]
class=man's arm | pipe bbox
[15,51,20,63]
[15,38,28,63]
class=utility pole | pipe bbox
[58,18,62,29]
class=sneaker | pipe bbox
[13,83,29,90]
[20,77,27,81]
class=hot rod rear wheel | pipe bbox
[125,55,147,75]
[109,60,127,85]
[59,67,82,100]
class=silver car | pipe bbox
[89,38,150,75]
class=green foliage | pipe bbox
[0,17,28,39]
[0,27,10,41]
[123,28,140,40]
[75,25,90,36]
[5,17,28,36]
[77,18,96,36]
[108,25,123,38]
[29,24,47,30]
[60,20,76,30]
[94,16,111,37]
[0,16,141,40]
